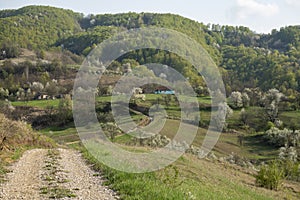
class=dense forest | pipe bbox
[1,5,300,99]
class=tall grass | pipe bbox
[256,161,284,190]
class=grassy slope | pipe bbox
[79,145,298,200]
[39,124,299,199]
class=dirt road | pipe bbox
[0,148,118,200]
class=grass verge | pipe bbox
[77,144,287,200]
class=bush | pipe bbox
[265,127,300,147]
[0,113,55,151]
[279,145,298,162]
[256,161,284,190]
[56,96,73,125]
[240,107,269,131]
[281,160,300,182]
[229,91,243,109]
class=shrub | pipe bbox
[256,161,284,190]
[279,146,298,162]
[281,160,300,182]
[278,146,300,182]
[239,107,268,131]
[265,127,300,147]
[0,88,9,100]
[229,91,243,108]
[212,102,232,131]
[56,96,73,125]
[0,113,55,151]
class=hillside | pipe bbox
[0,6,82,49]
[1,5,300,96]
[0,5,300,199]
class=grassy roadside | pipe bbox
[0,162,9,183]
[0,113,56,182]
[76,144,292,200]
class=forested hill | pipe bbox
[1,5,300,95]
[0,6,82,49]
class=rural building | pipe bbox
[154,86,175,95]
